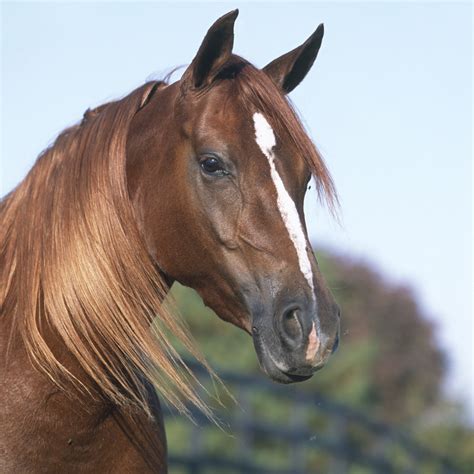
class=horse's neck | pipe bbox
[1,305,95,399]
[0,306,167,472]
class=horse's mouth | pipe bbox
[252,333,319,384]
[273,369,313,384]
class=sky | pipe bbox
[1,2,472,416]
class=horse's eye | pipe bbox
[200,157,228,176]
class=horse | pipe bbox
[0,10,340,473]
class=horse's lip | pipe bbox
[263,355,314,384]
[252,334,315,384]
[280,371,313,383]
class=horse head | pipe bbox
[126,10,340,384]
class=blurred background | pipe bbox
[1,2,472,473]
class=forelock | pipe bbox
[223,60,338,212]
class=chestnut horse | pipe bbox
[0,10,340,473]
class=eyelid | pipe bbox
[199,151,223,162]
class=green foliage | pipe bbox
[413,401,474,472]
[315,251,445,423]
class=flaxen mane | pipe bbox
[0,81,210,419]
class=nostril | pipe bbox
[281,307,303,345]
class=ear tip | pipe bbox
[308,23,324,44]
[207,9,239,35]
[223,8,239,22]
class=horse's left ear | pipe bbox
[263,24,324,94]
[182,9,238,89]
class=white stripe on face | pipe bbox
[253,112,315,295]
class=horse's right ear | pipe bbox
[182,10,238,89]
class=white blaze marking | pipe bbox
[305,323,320,361]
[253,112,315,295]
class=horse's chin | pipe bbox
[263,363,313,384]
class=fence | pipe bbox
[164,361,461,474]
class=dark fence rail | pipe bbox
[164,361,462,474]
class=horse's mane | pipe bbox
[0,61,337,420]
[0,81,211,419]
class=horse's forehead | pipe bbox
[195,87,247,131]
[190,87,307,176]
[194,92,275,150]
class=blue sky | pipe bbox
[1,2,472,416]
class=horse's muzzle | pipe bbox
[251,298,340,384]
